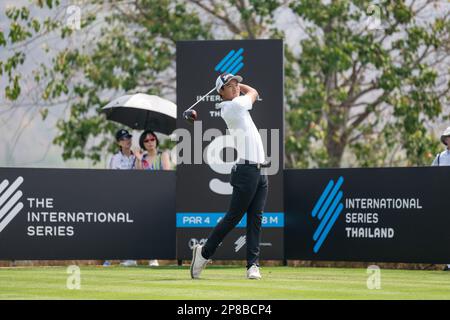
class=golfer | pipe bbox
[190,73,269,280]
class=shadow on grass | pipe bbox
[120,265,246,271]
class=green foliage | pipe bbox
[286,0,449,168]
[5,75,21,100]
[1,0,449,168]
[1,266,450,299]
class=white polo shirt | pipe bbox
[432,149,450,166]
[219,95,266,164]
[108,151,136,169]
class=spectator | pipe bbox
[104,129,137,267]
[432,126,450,167]
[135,129,171,170]
[431,126,450,271]
[108,129,136,170]
[135,129,171,266]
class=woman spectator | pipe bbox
[135,129,171,171]
[135,129,171,266]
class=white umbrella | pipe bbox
[102,93,177,135]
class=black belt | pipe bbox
[238,160,271,169]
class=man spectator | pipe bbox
[431,126,450,271]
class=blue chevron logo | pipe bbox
[311,176,344,253]
[214,48,244,74]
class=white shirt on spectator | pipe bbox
[219,95,266,164]
[108,151,136,169]
[432,149,450,166]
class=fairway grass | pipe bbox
[0,265,449,300]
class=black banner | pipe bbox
[285,167,450,263]
[175,40,284,259]
[177,228,284,260]
[0,168,176,259]
[2,166,450,262]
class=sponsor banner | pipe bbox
[176,212,284,228]
[175,39,284,259]
[177,229,284,260]
[0,168,176,259]
[285,167,450,263]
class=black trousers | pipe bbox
[202,163,269,268]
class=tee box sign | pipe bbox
[176,40,284,260]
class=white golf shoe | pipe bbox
[190,244,210,279]
[247,265,262,280]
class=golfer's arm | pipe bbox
[239,84,259,104]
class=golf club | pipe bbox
[183,87,216,123]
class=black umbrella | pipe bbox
[102,93,177,135]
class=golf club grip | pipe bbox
[184,87,216,112]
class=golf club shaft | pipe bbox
[184,87,216,112]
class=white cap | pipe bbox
[441,126,450,145]
[215,73,243,93]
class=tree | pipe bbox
[1,0,283,163]
[1,0,449,168]
[286,0,450,168]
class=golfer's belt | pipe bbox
[239,160,271,169]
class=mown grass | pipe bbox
[0,265,449,300]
